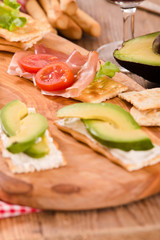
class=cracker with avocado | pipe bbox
[55,103,160,171]
[0,100,66,173]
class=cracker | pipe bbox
[130,107,160,126]
[75,76,128,103]
[0,36,42,49]
[0,36,42,51]
[0,13,51,43]
[0,44,21,53]
[55,119,160,171]
[0,132,66,174]
[118,88,160,111]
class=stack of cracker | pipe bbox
[118,88,160,126]
[0,12,52,53]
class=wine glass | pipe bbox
[97,0,145,71]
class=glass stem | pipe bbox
[121,7,136,42]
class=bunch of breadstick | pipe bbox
[25,0,101,39]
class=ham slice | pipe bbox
[42,51,99,98]
[7,45,98,98]
[34,44,69,62]
[7,51,35,81]
[66,49,88,75]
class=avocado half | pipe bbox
[113,32,160,83]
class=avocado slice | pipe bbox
[0,100,50,157]
[57,103,153,151]
[83,119,153,151]
[0,99,28,136]
[25,135,49,158]
[57,103,140,130]
[113,32,160,82]
[7,113,48,153]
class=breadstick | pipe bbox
[59,15,82,40]
[39,0,69,29]
[60,0,78,15]
[70,8,101,37]
[26,0,57,34]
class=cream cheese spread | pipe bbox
[0,108,64,173]
[57,118,160,171]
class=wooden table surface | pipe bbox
[1,0,160,239]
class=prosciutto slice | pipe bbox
[7,45,98,98]
[34,44,69,62]
[7,51,35,81]
[66,50,88,75]
[42,51,98,98]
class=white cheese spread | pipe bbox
[0,108,64,173]
[57,118,160,171]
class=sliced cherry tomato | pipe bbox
[35,62,75,91]
[19,54,58,73]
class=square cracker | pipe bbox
[130,107,160,126]
[75,76,128,103]
[118,88,160,111]
[0,13,51,42]
[55,120,160,171]
[0,44,21,53]
[0,135,66,174]
[0,36,43,50]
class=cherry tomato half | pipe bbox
[35,62,75,91]
[19,54,58,73]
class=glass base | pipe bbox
[97,41,129,73]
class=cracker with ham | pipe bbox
[118,88,160,111]
[8,46,128,102]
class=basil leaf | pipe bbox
[95,61,120,80]
[0,0,26,31]
[3,0,21,10]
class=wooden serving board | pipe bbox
[0,33,160,211]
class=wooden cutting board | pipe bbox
[0,33,160,211]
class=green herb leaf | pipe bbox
[4,0,21,10]
[94,62,120,80]
[0,0,26,31]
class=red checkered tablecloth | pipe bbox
[0,201,40,218]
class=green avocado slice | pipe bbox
[7,113,48,153]
[25,135,49,158]
[0,99,28,136]
[83,119,153,151]
[113,31,160,82]
[0,100,50,157]
[57,103,153,151]
[57,103,140,131]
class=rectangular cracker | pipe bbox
[75,76,128,103]
[0,132,66,174]
[130,107,160,126]
[55,119,160,171]
[118,88,160,111]
[0,44,21,53]
[0,13,51,42]
[0,36,43,50]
